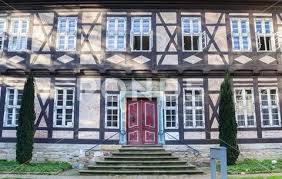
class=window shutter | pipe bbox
[150,30,153,51]
[130,30,133,50]
[274,32,281,51]
[256,35,262,50]
[201,31,207,50]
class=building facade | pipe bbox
[0,0,282,163]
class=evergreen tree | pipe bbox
[218,72,240,165]
[16,74,36,164]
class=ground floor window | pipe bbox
[4,88,23,127]
[184,88,204,128]
[105,94,119,128]
[259,88,281,127]
[234,88,256,127]
[54,87,75,127]
[164,94,178,129]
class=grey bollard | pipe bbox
[210,147,227,179]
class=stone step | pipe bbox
[104,156,179,161]
[95,160,188,166]
[79,169,204,175]
[87,165,196,170]
[119,148,165,152]
[112,151,172,156]
[122,145,163,148]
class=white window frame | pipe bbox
[259,87,281,127]
[183,88,205,129]
[130,17,152,52]
[106,17,126,51]
[234,88,256,128]
[230,18,251,52]
[3,87,23,127]
[56,17,78,51]
[181,17,206,52]
[8,17,29,52]
[0,18,6,51]
[164,94,179,129]
[255,18,276,52]
[105,94,120,129]
[53,87,75,128]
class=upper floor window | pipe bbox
[0,19,6,51]
[255,19,276,52]
[184,88,204,128]
[230,18,251,51]
[4,88,23,127]
[182,17,206,51]
[106,17,126,51]
[54,88,75,127]
[164,95,178,129]
[259,88,281,127]
[131,17,152,51]
[105,94,119,128]
[57,17,77,51]
[234,88,256,127]
[8,18,29,51]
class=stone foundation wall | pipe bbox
[0,143,281,168]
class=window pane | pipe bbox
[184,36,192,50]
[242,36,249,50]
[133,35,141,50]
[256,21,262,33]
[192,19,199,33]
[143,18,150,34]
[118,19,125,34]
[183,19,190,34]
[8,89,15,105]
[265,36,272,51]
[142,35,150,50]
[241,20,247,33]
[12,20,19,34]
[59,35,65,50]
[17,90,23,106]
[107,35,115,50]
[259,36,266,51]
[59,19,66,33]
[232,20,239,33]
[21,20,28,34]
[0,21,5,33]
[265,21,271,34]
[133,19,140,33]
[68,36,75,50]
[233,36,240,50]
[68,19,76,34]
[192,36,200,51]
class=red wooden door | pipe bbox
[127,99,158,145]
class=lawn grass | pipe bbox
[228,159,282,175]
[0,160,72,174]
[230,176,282,179]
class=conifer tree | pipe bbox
[16,74,36,164]
[218,72,240,165]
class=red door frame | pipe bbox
[126,98,158,145]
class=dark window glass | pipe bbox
[142,36,150,50]
[184,36,192,50]
[193,36,200,50]
[133,36,141,50]
[259,37,266,51]
[265,36,271,51]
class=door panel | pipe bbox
[127,98,158,145]
[143,100,158,144]
[127,100,141,145]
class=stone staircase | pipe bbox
[79,145,204,175]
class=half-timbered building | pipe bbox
[0,0,282,163]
